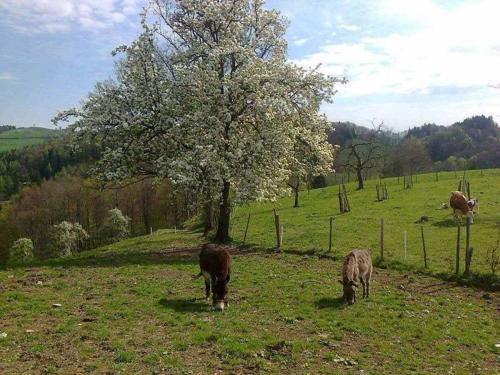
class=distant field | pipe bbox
[230,169,500,278]
[0,127,61,152]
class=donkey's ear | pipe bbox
[338,279,343,285]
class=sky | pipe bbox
[0,0,499,131]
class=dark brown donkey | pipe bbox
[339,249,372,305]
[197,244,232,311]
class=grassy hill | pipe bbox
[231,168,500,278]
[0,127,61,153]
[0,170,498,373]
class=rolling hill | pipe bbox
[0,127,61,153]
[230,168,500,278]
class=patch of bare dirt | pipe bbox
[372,268,500,310]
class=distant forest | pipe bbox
[330,115,499,186]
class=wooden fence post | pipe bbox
[376,185,380,201]
[280,224,284,248]
[338,185,344,213]
[465,248,473,276]
[455,223,461,274]
[243,214,251,245]
[380,219,384,261]
[273,209,281,250]
[342,184,350,211]
[464,216,472,275]
[420,226,428,269]
[328,217,334,253]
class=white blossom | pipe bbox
[10,238,34,262]
[48,221,89,257]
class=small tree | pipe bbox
[311,175,328,189]
[9,238,34,262]
[48,221,89,257]
[100,208,131,244]
[486,228,500,274]
[391,136,431,176]
[288,121,334,207]
[336,123,384,190]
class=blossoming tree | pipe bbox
[55,0,341,243]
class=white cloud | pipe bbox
[0,0,145,33]
[294,0,500,97]
[335,14,360,32]
[336,23,360,32]
[324,91,500,130]
[0,72,15,80]
[292,38,309,46]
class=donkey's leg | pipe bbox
[202,271,211,300]
[360,277,367,298]
[366,272,371,298]
[204,280,211,299]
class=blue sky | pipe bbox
[1,0,499,131]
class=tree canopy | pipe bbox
[55,0,341,242]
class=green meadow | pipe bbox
[0,169,499,374]
[231,169,500,279]
[0,127,60,153]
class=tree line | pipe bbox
[0,175,200,263]
[331,115,499,189]
[0,138,98,200]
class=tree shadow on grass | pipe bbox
[4,247,200,270]
[158,297,210,313]
[315,296,346,310]
[431,218,459,228]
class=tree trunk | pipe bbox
[214,181,231,243]
[293,181,300,208]
[356,168,364,190]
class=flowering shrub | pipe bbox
[48,221,89,257]
[100,208,130,244]
[10,238,34,262]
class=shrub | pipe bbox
[100,208,130,244]
[48,221,89,257]
[311,175,328,189]
[486,229,500,274]
[10,238,34,262]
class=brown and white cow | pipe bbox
[197,243,231,311]
[338,249,373,305]
[450,191,474,223]
[467,197,479,215]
